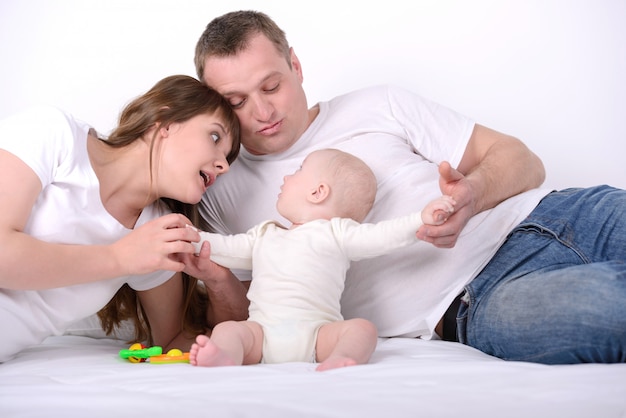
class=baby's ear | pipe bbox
[308,182,330,203]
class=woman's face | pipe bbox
[157,112,234,204]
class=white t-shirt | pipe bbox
[0,106,172,362]
[200,85,551,338]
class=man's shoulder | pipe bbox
[324,84,416,113]
[319,85,393,119]
[329,84,395,102]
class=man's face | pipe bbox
[202,34,310,156]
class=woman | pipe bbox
[0,75,240,362]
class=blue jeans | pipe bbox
[457,185,626,364]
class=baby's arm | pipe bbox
[341,197,456,261]
[421,195,456,226]
[186,225,255,271]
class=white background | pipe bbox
[1,0,624,190]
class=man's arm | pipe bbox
[417,123,545,248]
[182,242,250,327]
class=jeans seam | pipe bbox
[513,221,591,264]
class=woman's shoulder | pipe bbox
[0,105,84,160]
[1,105,89,142]
[9,104,71,124]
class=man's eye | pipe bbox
[229,98,245,109]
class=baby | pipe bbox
[190,148,455,371]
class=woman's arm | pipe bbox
[136,272,194,351]
[0,150,198,290]
[417,124,545,248]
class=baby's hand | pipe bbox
[421,195,456,225]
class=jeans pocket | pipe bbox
[456,298,469,344]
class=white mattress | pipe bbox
[1,336,625,417]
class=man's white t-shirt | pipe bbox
[200,85,551,338]
[0,106,172,361]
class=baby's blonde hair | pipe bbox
[316,149,377,222]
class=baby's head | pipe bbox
[318,149,377,222]
[278,148,377,224]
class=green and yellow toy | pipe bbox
[119,343,190,364]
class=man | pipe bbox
[183,10,626,364]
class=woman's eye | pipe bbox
[211,132,220,142]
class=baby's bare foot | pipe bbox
[189,334,236,367]
[315,356,359,371]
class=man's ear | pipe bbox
[290,47,304,82]
[308,182,330,203]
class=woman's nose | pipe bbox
[215,158,230,174]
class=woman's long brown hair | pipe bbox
[96,75,240,345]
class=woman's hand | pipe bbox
[111,213,200,275]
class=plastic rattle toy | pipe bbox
[119,343,190,364]
[150,348,190,364]
[119,343,162,363]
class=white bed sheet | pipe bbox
[1,335,625,418]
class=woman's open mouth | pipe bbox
[199,171,212,188]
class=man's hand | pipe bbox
[418,124,545,249]
[178,240,250,326]
[181,240,229,285]
[416,162,476,248]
